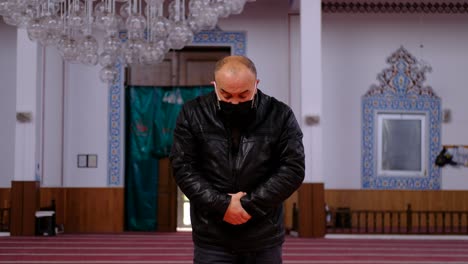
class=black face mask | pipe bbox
[219,100,253,116]
[212,81,257,124]
[218,99,256,125]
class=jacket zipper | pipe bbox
[234,135,244,191]
[226,126,236,191]
[226,124,244,192]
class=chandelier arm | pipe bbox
[157,0,163,16]
[181,0,185,21]
[147,2,151,41]
[85,0,91,35]
[175,0,180,22]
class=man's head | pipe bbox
[213,55,259,105]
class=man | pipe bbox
[170,55,305,263]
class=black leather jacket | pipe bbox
[170,90,305,252]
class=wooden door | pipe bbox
[126,47,230,232]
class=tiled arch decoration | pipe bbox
[361,47,442,190]
[107,30,246,186]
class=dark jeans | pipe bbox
[194,244,282,264]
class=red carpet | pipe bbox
[1,232,468,263]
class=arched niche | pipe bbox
[362,47,441,190]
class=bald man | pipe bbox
[170,56,305,264]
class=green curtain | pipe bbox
[125,85,213,231]
[152,86,214,157]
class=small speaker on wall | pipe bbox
[443,109,451,123]
[16,112,32,123]
[304,115,320,126]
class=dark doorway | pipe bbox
[124,47,230,232]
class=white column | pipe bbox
[300,0,323,183]
[42,47,65,186]
[14,29,42,182]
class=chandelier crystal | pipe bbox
[0,0,247,83]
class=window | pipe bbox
[377,113,426,177]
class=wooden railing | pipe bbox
[327,204,468,234]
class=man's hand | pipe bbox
[223,192,251,225]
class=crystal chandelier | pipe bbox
[0,0,247,83]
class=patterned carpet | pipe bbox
[1,232,468,263]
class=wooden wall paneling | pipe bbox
[105,188,124,232]
[64,188,124,233]
[22,182,40,235]
[9,183,23,235]
[40,188,66,227]
[158,158,177,232]
[0,188,11,208]
[8,187,468,234]
[0,188,11,232]
[284,191,298,231]
[64,188,82,233]
[10,181,40,236]
[298,183,325,238]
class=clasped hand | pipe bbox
[223,192,251,225]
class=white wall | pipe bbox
[218,0,290,103]
[289,14,301,119]
[64,61,109,187]
[320,13,468,189]
[0,21,17,187]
